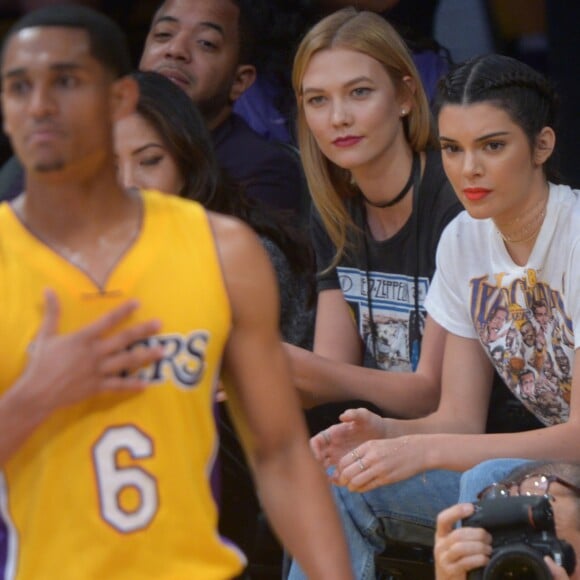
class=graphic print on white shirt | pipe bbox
[471,271,573,425]
[425,183,580,427]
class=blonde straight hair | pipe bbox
[292,8,435,269]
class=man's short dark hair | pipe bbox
[1,4,132,78]
[230,0,263,66]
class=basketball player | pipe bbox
[0,6,352,579]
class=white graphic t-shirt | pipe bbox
[426,183,580,426]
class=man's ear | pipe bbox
[534,126,556,167]
[110,75,139,122]
[229,64,256,103]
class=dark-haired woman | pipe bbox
[114,70,315,351]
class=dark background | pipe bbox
[0,0,578,188]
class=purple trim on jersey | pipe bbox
[208,386,246,567]
[0,512,7,580]
[210,399,221,504]
[219,531,247,565]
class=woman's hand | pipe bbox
[434,503,492,580]
[310,407,388,467]
[331,433,427,491]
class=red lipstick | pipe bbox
[463,187,491,201]
[333,136,362,147]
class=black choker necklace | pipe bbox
[362,152,420,208]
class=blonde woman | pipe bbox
[286,8,461,419]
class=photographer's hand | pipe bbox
[434,503,492,580]
[544,556,570,579]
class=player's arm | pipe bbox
[0,291,163,467]
[287,314,445,416]
[211,212,353,580]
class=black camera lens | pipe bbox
[484,544,552,580]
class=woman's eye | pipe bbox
[441,143,460,154]
[352,87,372,98]
[140,156,163,167]
[485,141,505,152]
[306,95,326,106]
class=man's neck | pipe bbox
[205,106,233,131]
[15,167,143,288]
[22,167,129,230]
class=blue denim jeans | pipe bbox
[288,459,531,580]
[458,458,532,502]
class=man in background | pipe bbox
[0,0,306,218]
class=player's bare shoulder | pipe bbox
[207,210,256,244]
[207,210,263,260]
[206,211,277,298]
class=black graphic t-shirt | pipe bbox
[313,149,462,371]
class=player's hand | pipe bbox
[18,289,164,414]
[310,407,388,467]
[434,503,492,580]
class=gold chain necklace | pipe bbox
[496,197,548,244]
[13,194,142,273]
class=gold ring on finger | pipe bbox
[358,458,365,472]
[351,448,361,460]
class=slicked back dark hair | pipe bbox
[230,0,262,65]
[1,4,132,78]
[434,54,560,182]
[132,70,315,286]
[132,70,219,205]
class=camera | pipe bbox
[462,495,576,579]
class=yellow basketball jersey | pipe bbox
[0,191,245,579]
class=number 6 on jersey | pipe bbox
[93,425,159,533]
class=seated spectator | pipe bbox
[139,0,306,216]
[284,8,462,422]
